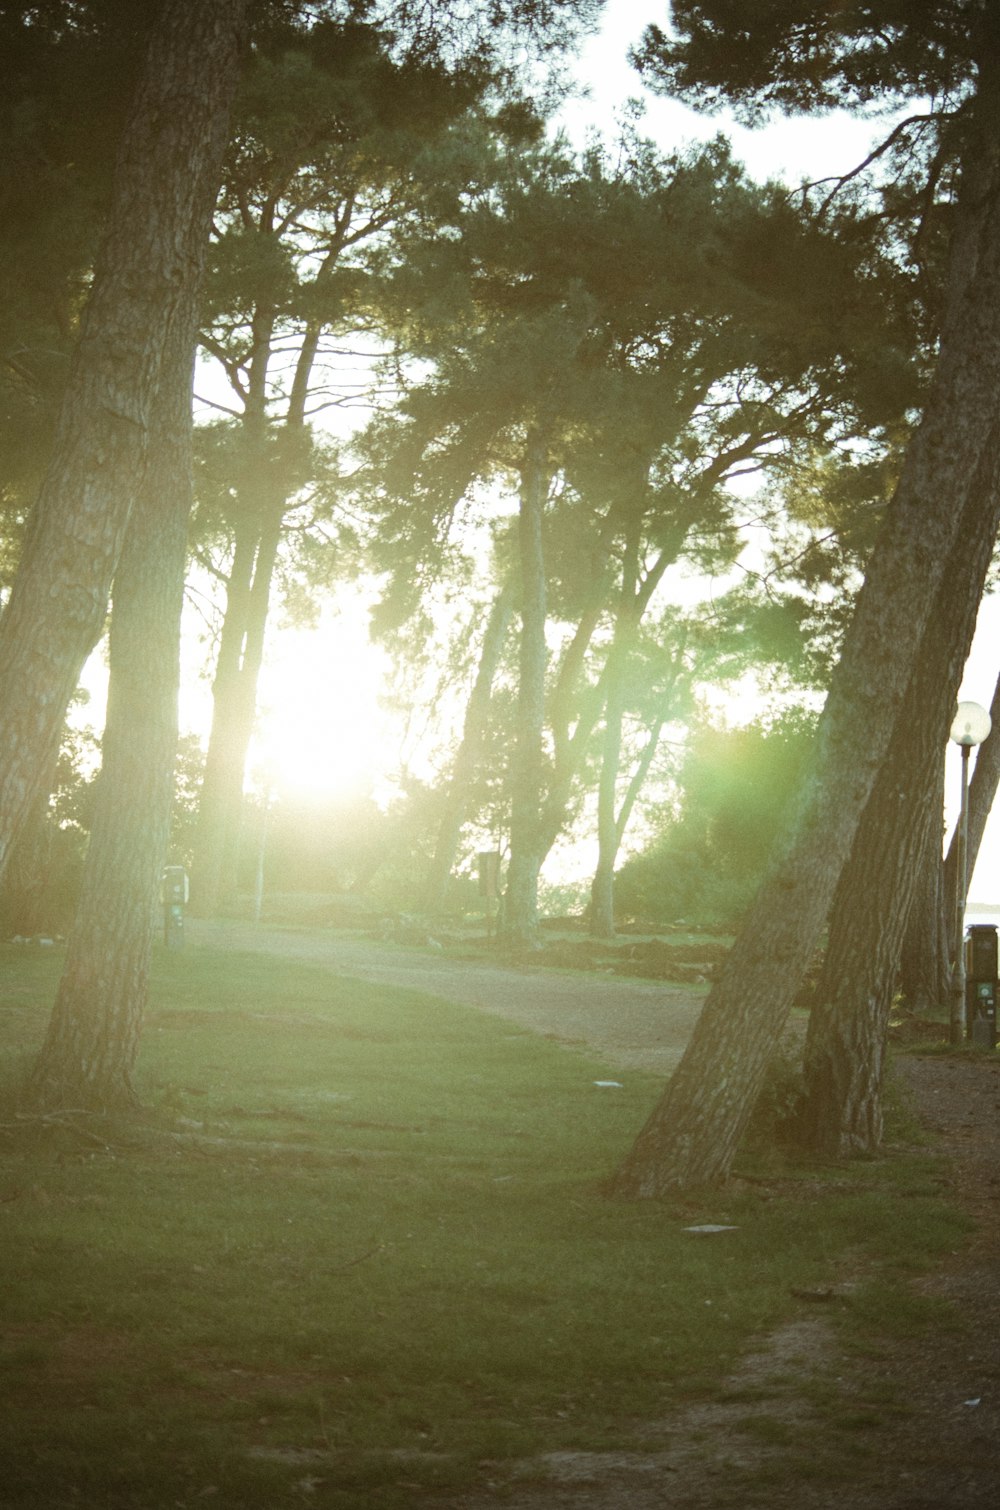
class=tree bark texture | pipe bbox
[799,460,1000,1157]
[27,321,197,1110]
[501,438,548,947]
[900,662,1000,1009]
[424,577,516,912]
[610,64,1000,1197]
[897,755,951,1012]
[0,0,248,882]
[0,784,57,938]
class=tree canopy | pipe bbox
[3,0,998,1172]
[635,0,982,117]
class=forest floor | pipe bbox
[193,918,1000,1508]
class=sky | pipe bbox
[562,0,892,178]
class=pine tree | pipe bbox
[363,130,919,941]
[611,0,1000,1195]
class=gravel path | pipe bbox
[187,919,705,1077]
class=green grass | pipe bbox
[0,939,973,1508]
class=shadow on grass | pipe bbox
[0,941,970,1508]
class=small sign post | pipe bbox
[161,866,189,951]
[477,851,501,939]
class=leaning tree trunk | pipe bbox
[897,755,951,1012]
[501,436,549,948]
[424,577,516,912]
[609,65,1000,1197]
[590,711,667,939]
[26,314,198,1111]
[0,0,248,883]
[900,661,1000,1009]
[798,476,1000,1157]
[942,661,1000,919]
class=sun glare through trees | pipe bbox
[3,1,1000,1182]
[249,609,394,805]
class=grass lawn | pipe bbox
[0,939,969,1508]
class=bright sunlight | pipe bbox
[248,603,392,803]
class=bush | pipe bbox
[615,711,816,926]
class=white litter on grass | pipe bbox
[682,1224,740,1234]
[593,1080,623,1088]
[963,1397,982,1408]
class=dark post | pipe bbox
[161,865,189,950]
[965,922,998,1047]
[478,850,501,939]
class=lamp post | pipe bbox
[949,700,992,1044]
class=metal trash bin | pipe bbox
[965,923,998,1048]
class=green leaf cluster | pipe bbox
[635,1,983,121]
[615,708,818,924]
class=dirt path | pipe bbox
[190,921,1000,1508]
[186,919,704,1077]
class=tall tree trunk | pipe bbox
[190,301,321,915]
[0,739,63,937]
[590,735,628,941]
[538,522,684,865]
[586,511,683,939]
[190,286,277,916]
[798,491,1000,1157]
[0,783,57,939]
[590,713,666,939]
[0,0,248,882]
[898,755,951,1012]
[532,513,624,859]
[501,437,548,947]
[589,509,642,940]
[191,498,284,913]
[25,311,197,1110]
[900,662,1000,1009]
[609,64,1000,1196]
[545,506,622,759]
[943,661,1000,914]
[188,524,258,912]
[424,578,516,912]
